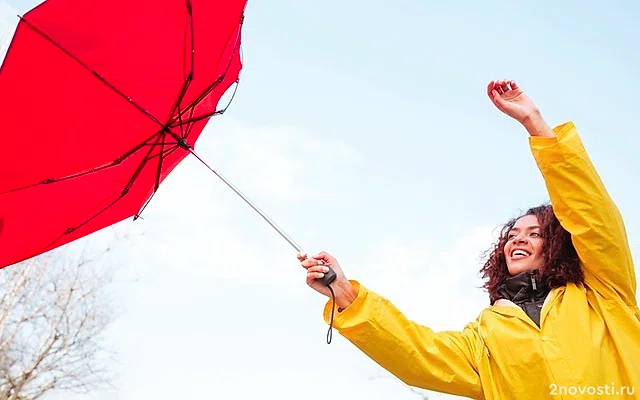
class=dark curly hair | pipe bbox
[479,203,584,303]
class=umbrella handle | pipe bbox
[316,266,337,286]
[298,253,336,286]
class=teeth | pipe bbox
[512,250,529,257]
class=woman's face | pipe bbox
[504,214,545,275]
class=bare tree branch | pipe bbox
[0,237,125,400]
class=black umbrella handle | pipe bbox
[299,253,337,286]
[316,266,337,286]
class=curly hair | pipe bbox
[479,203,584,303]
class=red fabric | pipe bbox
[0,0,246,268]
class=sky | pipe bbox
[1,1,639,399]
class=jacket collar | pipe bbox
[489,270,551,328]
[495,269,549,305]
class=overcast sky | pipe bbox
[1,1,639,399]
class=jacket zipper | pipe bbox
[531,272,537,291]
[530,271,538,303]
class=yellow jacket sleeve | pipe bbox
[529,122,637,306]
[324,281,484,399]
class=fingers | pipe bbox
[296,250,334,262]
[501,80,512,93]
[487,80,505,97]
[307,271,325,281]
[299,254,327,270]
[498,79,518,93]
[491,90,508,111]
[487,81,503,107]
[308,265,330,274]
[486,80,495,98]
[306,264,331,280]
[312,250,336,264]
[488,79,518,95]
[487,79,522,112]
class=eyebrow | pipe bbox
[509,225,541,232]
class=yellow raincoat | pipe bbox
[323,122,640,399]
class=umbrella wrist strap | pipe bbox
[326,285,337,344]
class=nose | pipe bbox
[513,232,529,243]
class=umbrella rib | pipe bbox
[0,130,164,195]
[120,134,165,200]
[59,133,164,239]
[154,133,167,193]
[18,16,166,130]
[169,14,244,127]
[186,0,195,78]
[169,72,224,128]
[21,186,126,264]
[171,78,192,139]
[25,134,160,261]
[134,138,174,220]
[170,79,240,131]
[167,0,195,139]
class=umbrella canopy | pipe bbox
[0,0,247,268]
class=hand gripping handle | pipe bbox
[317,266,337,286]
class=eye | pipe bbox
[531,232,541,237]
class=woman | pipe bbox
[298,79,640,399]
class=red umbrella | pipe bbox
[0,0,337,287]
[0,0,341,345]
[0,0,248,268]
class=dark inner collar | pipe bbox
[497,270,549,304]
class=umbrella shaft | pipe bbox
[188,149,303,253]
[218,169,303,252]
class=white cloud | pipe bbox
[192,117,361,203]
[339,224,498,332]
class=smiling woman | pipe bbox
[298,79,640,399]
[479,203,584,327]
